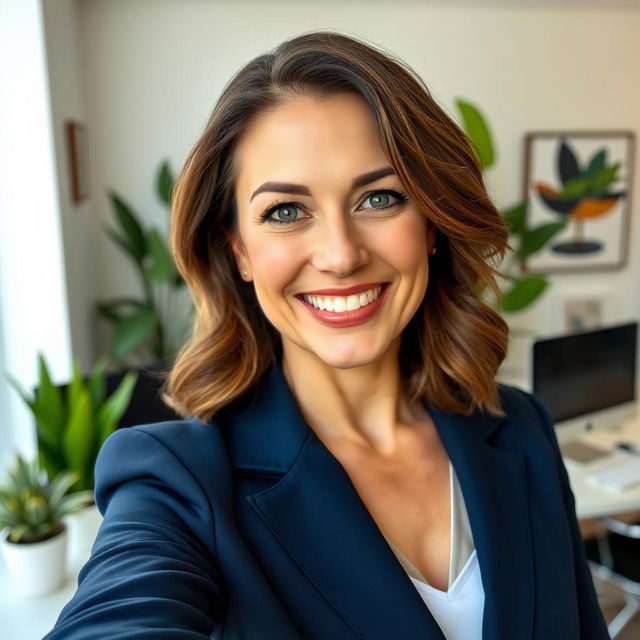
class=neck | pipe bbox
[280,337,428,456]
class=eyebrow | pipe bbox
[249,166,396,203]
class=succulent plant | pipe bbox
[0,455,93,544]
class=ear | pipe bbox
[227,229,251,280]
[426,220,437,253]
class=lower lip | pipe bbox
[295,284,390,328]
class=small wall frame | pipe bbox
[65,120,91,203]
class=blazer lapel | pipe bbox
[224,360,533,640]
[427,404,534,640]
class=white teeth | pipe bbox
[303,285,383,313]
[333,297,347,312]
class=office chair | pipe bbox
[585,516,640,638]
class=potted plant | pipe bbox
[98,160,193,366]
[454,99,567,313]
[5,353,138,559]
[0,455,93,596]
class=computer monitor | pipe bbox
[531,321,638,445]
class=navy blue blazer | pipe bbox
[45,359,609,639]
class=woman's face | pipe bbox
[230,92,435,370]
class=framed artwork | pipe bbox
[549,289,614,334]
[65,120,91,203]
[522,131,634,274]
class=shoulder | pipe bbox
[497,382,552,425]
[95,416,233,512]
[494,382,558,452]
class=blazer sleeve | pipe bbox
[525,391,610,639]
[43,426,223,640]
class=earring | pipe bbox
[242,270,248,277]
[430,247,437,255]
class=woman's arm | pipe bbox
[43,426,223,639]
[525,391,610,639]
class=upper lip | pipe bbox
[298,282,389,297]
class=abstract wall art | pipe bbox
[522,131,634,274]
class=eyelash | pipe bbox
[260,189,409,225]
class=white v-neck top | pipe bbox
[381,461,484,640]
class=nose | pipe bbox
[310,214,369,277]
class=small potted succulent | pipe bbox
[6,352,137,559]
[0,455,93,596]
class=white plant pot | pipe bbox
[64,501,103,563]
[0,525,68,597]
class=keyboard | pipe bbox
[585,457,640,492]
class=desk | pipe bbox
[564,419,640,520]
[0,551,84,640]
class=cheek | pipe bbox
[376,215,429,274]
[247,236,304,296]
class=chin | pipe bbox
[309,342,387,370]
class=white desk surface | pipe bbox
[0,550,85,640]
[564,419,640,520]
[2,421,640,639]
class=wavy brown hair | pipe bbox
[159,30,511,421]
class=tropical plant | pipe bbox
[6,353,138,494]
[98,160,194,365]
[0,455,93,544]
[455,99,567,312]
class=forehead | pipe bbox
[233,93,389,197]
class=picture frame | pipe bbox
[65,120,91,203]
[549,288,615,335]
[522,130,634,274]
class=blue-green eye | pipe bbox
[261,202,304,225]
[362,191,407,210]
[260,189,408,225]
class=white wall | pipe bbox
[2,1,639,463]
[43,0,96,373]
[72,0,640,377]
[0,0,74,473]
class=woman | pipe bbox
[45,31,609,640]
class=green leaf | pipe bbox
[156,161,174,208]
[112,308,159,360]
[591,163,620,193]
[500,275,548,312]
[518,222,567,259]
[37,440,65,481]
[106,191,147,262]
[12,455,39,491]
[585,149,607,178]
[24,495,47,527]
[103,224,145,271]
[67,359,85,418]
[9,524,29,543]
[454,99,495,170]
[88,356,110,411]
[62,388,93,486]
[557,176,591,200]
[34,353,66,445]
[96,298,147,322]
[501,201,527,235]
[96,371,138,449]
[47,471,80,509]
[144,228,176,282]
[52,490,94,520]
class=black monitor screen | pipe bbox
[532,322,637,423]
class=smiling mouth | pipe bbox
[296,283,390,313]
